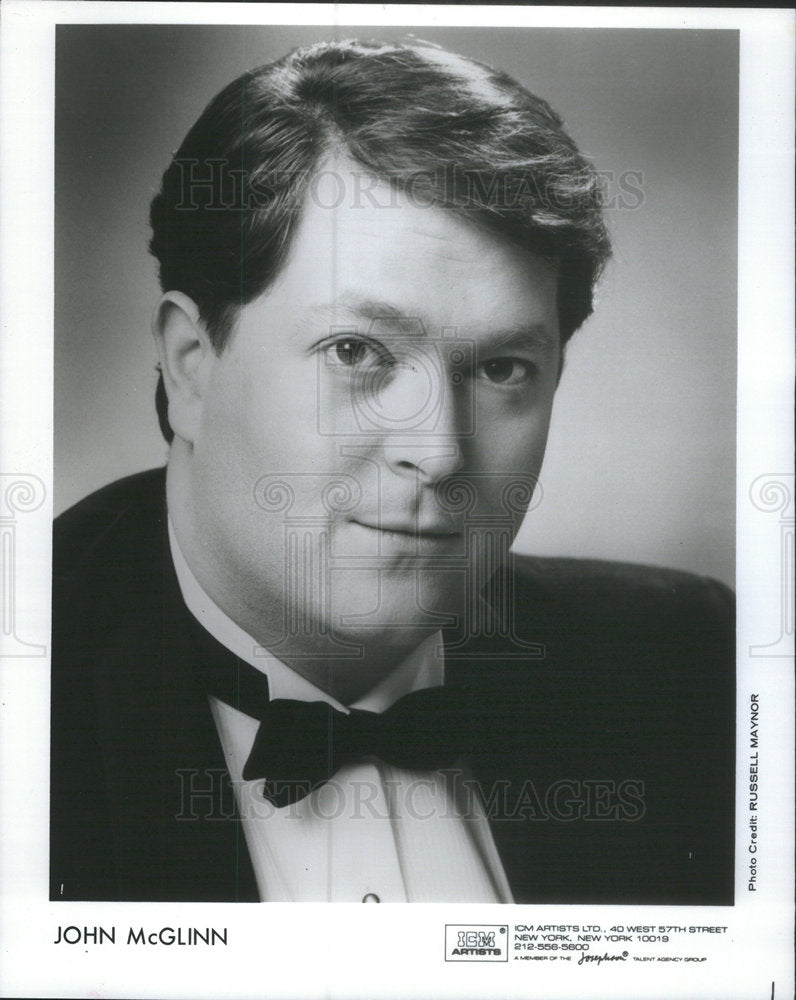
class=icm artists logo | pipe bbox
[445,924,508,962]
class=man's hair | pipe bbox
[149,38,611,442]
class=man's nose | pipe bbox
[377,363,466,484]
[384,439,464,484]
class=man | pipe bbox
[51,39,734,903]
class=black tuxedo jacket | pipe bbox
[51,469,735,904]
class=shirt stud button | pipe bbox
[362,893,380,903]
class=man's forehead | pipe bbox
[244,156,562,345]
[296,155,530,263]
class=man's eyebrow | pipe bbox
[304,294,557,350]
[481,326,558,353]
[306,295,426,334]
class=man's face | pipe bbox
[185,160,560,670]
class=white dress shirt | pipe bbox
[169,521,513,903]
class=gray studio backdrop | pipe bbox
[54,25,738,587]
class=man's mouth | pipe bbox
[350,520,463,544]
[353,519,461,535]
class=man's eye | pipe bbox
[328,338,391,369]
[334,339,367,366]
[478,358,533,385]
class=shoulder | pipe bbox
[476,552,734,703]
[480,555,736,906]
[52,468,169,627]
[54,467,167,580]
[510,553,733,629]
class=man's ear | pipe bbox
[152,292,215,445]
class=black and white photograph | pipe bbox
[52,20,740,908]
[0,4,793,1000]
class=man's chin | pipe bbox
[260,574,458,660]
[329,568,464,634]
[247,569,466,664]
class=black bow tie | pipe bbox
[190,622,476,808]
[242,685,472,807]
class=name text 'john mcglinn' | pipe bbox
[53,925,228,946]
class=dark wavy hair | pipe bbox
[150,39,611,442]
